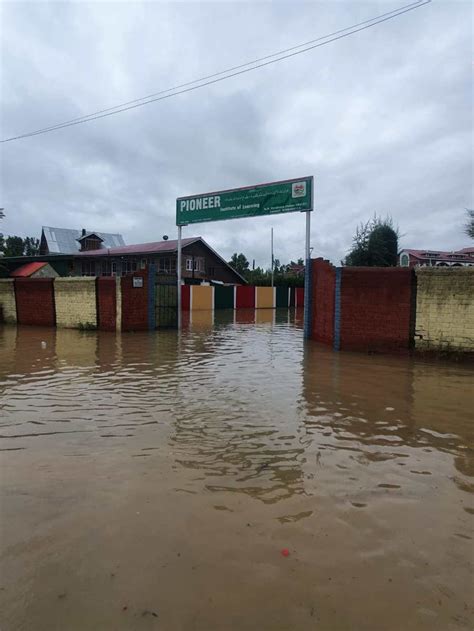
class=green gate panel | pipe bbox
[214,285,234,309]
[155,283,178,328]
[276,286,289,308]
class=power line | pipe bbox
[2,0,430,143]
[4,0,429,138]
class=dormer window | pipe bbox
[82,238,102,251]
[77,230,104,252]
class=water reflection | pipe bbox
[301,343,474,496]
[1,316,472,501]
[1,316,473,631]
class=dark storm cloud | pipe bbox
[1,1,472,266]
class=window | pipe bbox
[122,259,137,275]
[159,257,170,272]
[140,258,147,269]
[81,260,95,276]
[101,260,112,276]
[82,238,101,251]
[111,261,117,276]
[400,254,409,267]
[186,258,193,271]
[170,258,177,272]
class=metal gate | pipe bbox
[155,281,178,328]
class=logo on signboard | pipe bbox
[292,182,306,198]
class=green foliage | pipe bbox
[228,252,304,286]
[3,236,24,257]
[24,237,40,256]
[465,209,474,240]
[228,252,250,276]
[344,216,399,267]
[0,235,40,257]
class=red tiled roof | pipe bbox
[401,248,473,261]
[11,262,47,277]
[76,237,200,257]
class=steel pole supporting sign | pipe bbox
[176,176,313,328]
[177,225,182,329]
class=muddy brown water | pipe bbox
[0,311,473,631]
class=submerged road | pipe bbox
[0,311,473,630]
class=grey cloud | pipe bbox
[1,0,472,268]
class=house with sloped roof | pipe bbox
[399,247,474,267]
[4,226,245,284]
[40,226,125,255]
[74,236,246,284]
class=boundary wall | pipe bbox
[415,268,473,353]
[0,274,304,332]
[310,259,473,354]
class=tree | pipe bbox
[465,209,474,240]
[367,223,398,266]
[0,235,40,257]
[228,252,250,277]
[344,216,399,267]
[24,236,40,256]
[3,236,24,257]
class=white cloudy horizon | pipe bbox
[1,0,472,267]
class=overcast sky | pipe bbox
[1,0,472,267]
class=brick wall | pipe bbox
[311,259,335,345]
[55,278,97,328]
[340,268,413,353]
[0,280,17,323]
[415,268,474,352]
[97,277,117,331]
[295,287,305,309]
[15,278,55,326]
[121,272,148,331]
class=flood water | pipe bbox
[0,310,473,631]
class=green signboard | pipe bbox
[176,176,313,226]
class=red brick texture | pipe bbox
[121,272,148,331]
[97,278,116,331]
[15,279,55,326]
[236,286,255,309]
[311,259,335,345]
[340,267,413,354]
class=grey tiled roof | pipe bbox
[42,226,125,254]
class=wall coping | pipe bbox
[415,267,474,275]
[54,277,97,283]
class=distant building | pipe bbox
[399,247,474,267]
[40,226,125,255]
[10,262,59,278]
[74,236,246,284]
[286,263,305,277]
[5,226,245,285]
